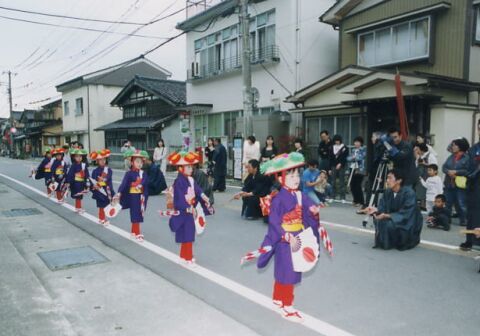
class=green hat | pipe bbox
[69,148,88,156]
[260,152,305,175]
[43,146,52,154]
[123,149,149,160]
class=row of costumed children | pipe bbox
[34,148,333,323]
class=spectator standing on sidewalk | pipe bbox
[385,128,418,188]
[317,130,332,172]
[442,138,470,227]
[294,138,305,156]
[212,138,227,192]
[347,136,366,207]
[330,134,348,202]
[242,136,261,180]
[153,139,168,173]
[121,140,136,171]
[260,135,278,162]
[419,164,443,213]
[461,120,480,250]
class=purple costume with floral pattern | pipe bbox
[169,173,210,243]
[257,188,320,284]
[118,170,148,223]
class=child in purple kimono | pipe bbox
[90,149,115,225]
[65,149,90,213]
[35,147,54,197]
[51,148,69,203]
[114,149,149,242]
[257,152,321,323]
[167,151,211,265]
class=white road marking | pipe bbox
[0,172,355,336]
[321,221,462,251]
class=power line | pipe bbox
[0,5,147,25]
[0,15,170,39]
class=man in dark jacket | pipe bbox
[363,132,387,210]
[317,130,333,172]
[368,169,423,250]
[462,119,480,250]
[144,158,167,196]
[212,138,227,192]
[385,128,418,187]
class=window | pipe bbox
[75,98,83,116]
[45,136,59,145]
[64,101,69,116]
[191,10,276,78]
[123,104,146,119]
[250,10,276,62]
[105,130,128,153]
[358,16,430,67]
[305,115,365,158]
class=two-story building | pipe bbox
[39,99,65,152]
[287,0,480,165]
[176,0,338,168]
[56,56,172,152]
[96,75,186,163]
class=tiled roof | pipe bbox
[110,76,186,106]
[95,114,177,131]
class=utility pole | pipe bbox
[239,0,253,138]
[2,70,14,157]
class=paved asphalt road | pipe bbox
[1,157,479,336]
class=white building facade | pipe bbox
[56,57,171,152]
[176,0,338,156]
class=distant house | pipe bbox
[13,110,35,157]
[287,0,480,165]
[97,75,186,163]
[56,56,172,152]
[40,99,65,152]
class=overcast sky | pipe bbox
[0,0,194,117]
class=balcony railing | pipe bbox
[188,45,280,81]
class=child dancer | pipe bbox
[115,149,149,242]
[35,147,54,197]
[167,151,211,265]
[66,149,90,213]
[51,148,69,203]
[90,149,114,225]
[256,153,323,323]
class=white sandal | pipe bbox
[282,306,304,323]
[136,234,144,243]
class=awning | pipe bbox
[95,114,177,131]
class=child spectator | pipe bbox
[302,159,321,205]
[419,164,443,213]
[426,194,451,231]
[314,170,332,204]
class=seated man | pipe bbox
[192,164,214,205]
[367,169,423,251]
[234,159,272,220]
[144,158,167,196]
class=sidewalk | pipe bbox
[0,182,259,336]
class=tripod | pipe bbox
[362,155,389,227]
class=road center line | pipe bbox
[0,172,355,336]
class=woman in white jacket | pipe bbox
[242,135,260,180]
[153,139,168,173]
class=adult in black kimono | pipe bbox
[192,164,214,205]
[234,159,272,219]
[144,158,167,196]
[212,138,227,192]
[368,169,423,251]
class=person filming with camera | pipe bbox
[381,128,418,188]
